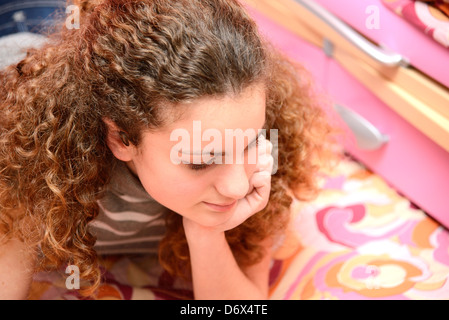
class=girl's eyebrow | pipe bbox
[183,126,266,156]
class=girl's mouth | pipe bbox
[203,200,237,212]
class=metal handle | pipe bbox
[334,104,390,150]
[294,0,409,67]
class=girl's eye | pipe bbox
[189,163,212,171]
[183,159,215,171]
[184,135,262,171]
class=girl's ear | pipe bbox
[103,118,134,162]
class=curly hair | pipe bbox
[0,0,334,296]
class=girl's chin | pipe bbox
[176,203,236,228]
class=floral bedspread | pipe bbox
[269,158,449,299]
[29,157,449,300]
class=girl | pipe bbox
[0,0,333,299]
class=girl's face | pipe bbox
[115,83,267,227]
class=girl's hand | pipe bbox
[184,134,274,235]
[217,134,273,231]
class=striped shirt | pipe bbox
[89,160,169,256]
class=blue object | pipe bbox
[0,0,66,37]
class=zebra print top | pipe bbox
[89,160,169,256]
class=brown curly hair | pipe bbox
[0,0,334,296]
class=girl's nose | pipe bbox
[214,163,250,201]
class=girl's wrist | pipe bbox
[183,218,226,245]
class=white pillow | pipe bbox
[0,32,47,70]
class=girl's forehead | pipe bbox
[140,84,266,156]
[161,84,266,131]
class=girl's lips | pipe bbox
[203,200,237,212]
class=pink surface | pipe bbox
[326,57,449,229]
[314,0,449,89]
[381,0,449,48]
[246,5,449,229]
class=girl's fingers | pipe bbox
[246,153,273,211]
[256,135,274,173]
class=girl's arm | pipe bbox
[184,222,272,300]
[0,237,36,299]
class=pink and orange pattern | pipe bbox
[382,0,449,47]
[29,157,449,300]
[269,158,449,300]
